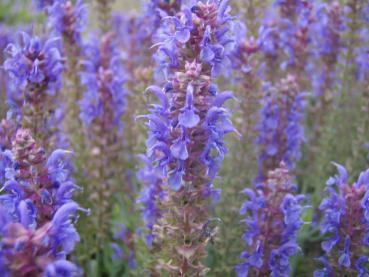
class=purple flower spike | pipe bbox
[3,32,64,149]
[311,2,344,96]
[0,128,85,276]
[139,0,236,275]
[79,33,127,131]
[255,75,306,184]
[47,0,87,46]
[78,31,128,247]
[315,164,369,276]
[237,163,307,276]
[4,32,63,96]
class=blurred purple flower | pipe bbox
[0,128,86,276]
[79,33,127,131]
[255,75,306,184]
[4,32,63,95]
[46,0,87,46]
[139,1,236,274]
[237,163,307,276]
[311,2,344,96]
[315,163,369,276]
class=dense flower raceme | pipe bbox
[78,32,127,243]
[4,32,63,104]
[236,163,308,277]
[153,0,234,77]
[140,0,236,274]
[142,0,236,208]
[311,1,344,96]
[79,33,126,132]
[3,32,64,148]
[259,0,313,80]
[0,128,86,276]
[113,0,182,81]
[255,75,306,184]
[232,22,260,76]
[314,164,369,276]
[37,0,87,47]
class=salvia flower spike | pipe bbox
[140,0,236,275]
[237,163,308,277]
[4,32,64,149]
[255,75,306,184]
[0,128,86,276]
[315,163,369,276]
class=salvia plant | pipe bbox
[237,163,307,276]
[307,1,344,162]
[140,0,236,274]
[315,164,369,276]
[0,0,367,276]
[255,75,306,184]
[79,32,127,249]
[4,32,64,150]
[258,0,313,84]
[0,128,86,276]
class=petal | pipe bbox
[331,162,348,184]
[266,143,278,156]
[213,91,235,107]
[170,139,188,160]
[169,171,183,191]
[175,28,190,43]
[178,109,200,128]
[200,46,215,62]
[145,86,169,110]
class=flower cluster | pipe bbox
[154,0,233,77]
[141,0,236,274]
[79,33,126,132]
[4,32,63,98]
[259,0,313,81]
[78,32,127,245]
[255,75,306,184]
[236,163,307,276]
[232,22,260,76]
[315,164,369,276]
[0,128,85,276]
[4,32,64,147]
[311,1,344,96]
[114,0,181,81]
[46,0,86,46]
